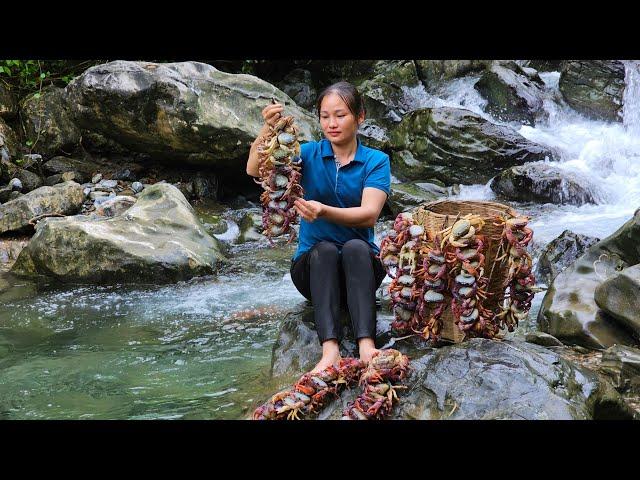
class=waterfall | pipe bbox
[623,60,640,137]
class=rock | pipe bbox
[474,61,547,125]
[0,181,85,234]
[594,264,640,340]
[11,182,225,283]
[61,171,77,182]
[538,209,640,349]
[388,107,556,184]
[599,344,640,393]
[535,230,600,285]
[559,61,625,122]
[9,178,22,191]
[94,195,137,217]
[236,211,264,243]
[527,60,566,72]
[65,61,320,169]
[192,173,219,200]
[20,86,81,157]
[277,68,317,112]
[131,181,144,194]
[0,84,18,118]
[13,169,43,193]
[357,119,390,150]
[525,331,565,347]
[270,316,632,419]
[0,117,20,170]
[357,60,423,126]
[91,173,102,184]
[42,156,94,184]
[414,60,491,88]
[97,179,118,189]
[80,131,134,156]
[89,191,111,201]
[112,169,136,182]
[0,236,30,272]
[387,181,447,216]
[490,162,603,206]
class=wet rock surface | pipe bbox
[474,61,547,125]
[387,181,448,215]
[594,264,640,340]
[599,344,640,393]
[535,230,600,285]
[389,107,556,184]
[0,84,18,118]
[538,209,640,349]
[559,60,626,122]
[490,162,603,206]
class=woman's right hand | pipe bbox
[262,102,284,127]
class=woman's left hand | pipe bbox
[294,198,325,223]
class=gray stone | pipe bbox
[20,86,81,157]
[599,344,640,393]
[388,107,557,184]
[594,264,640,339]
[97,179,118,189]
[538,209,640,349]
[9,178,22,191]
[131,181,144,194]
[44,174,63,186]
[277,68,317,111]
[94,195,137,217]
[559,61,625,122]
[535,230,600,285]
[13,169,43,193]
[91,173,102,184]
[414,60,491,89]
[11,183,226,283]
[387,182,446,216]
[89,191,110,201]
[112,169,136,182]
[42,156,94,184]
[474,61,547,125]
[65,61,321,169]
[0,117,20,173]
[0,181,85,234]
[525,331,565,347]
[490,162,604,206]
[192,173,219,200]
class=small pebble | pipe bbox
[9,178,22,191]
[131,181,144,193]
[92,173,103,184]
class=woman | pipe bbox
[246,81,390,373]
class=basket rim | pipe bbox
[416,199,518,218]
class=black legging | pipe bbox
[290,239,387,345]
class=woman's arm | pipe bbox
[294,187,388,228]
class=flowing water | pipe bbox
[1,62,640,419]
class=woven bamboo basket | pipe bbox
[413,200,518,343]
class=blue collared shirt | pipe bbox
[293,137,391,261]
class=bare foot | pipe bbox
[311,353,341,373]
[358,337,380,365]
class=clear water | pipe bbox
[2,61,640,419]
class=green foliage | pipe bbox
[0,60,103,96]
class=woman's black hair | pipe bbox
[315,81,366,120]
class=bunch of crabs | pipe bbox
[255,115,304,244]
[253,349,410,421]
[380,211,537,341]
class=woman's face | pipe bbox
[319,92,364,146]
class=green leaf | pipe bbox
[33,92,41,99]
[25,140,33,146]
[40,72,46,79]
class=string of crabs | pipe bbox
[255,114,304,244]
[253,349,409,420]
[380,210,537,341]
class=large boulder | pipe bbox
[0,84,18,118]
[276,68,317,112]
[559,61,626,122]
[11,182,225,283]
[20,86,81,158]
[474,61,547,125]
[599,344,640,393]
[65,61,321,169]
[538,209,640,349]
[12,168,43,193]
[594,264,640,340]
[490,162,604,206]
[388,107,556,184]
[268,312,632,419]
[535,230,600,285]
[0,181,84,234]
[414,60,491,88]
